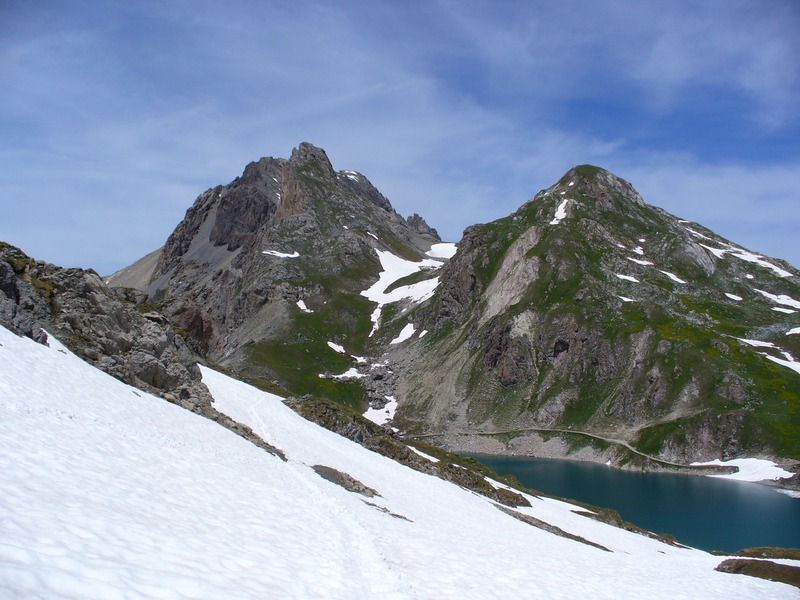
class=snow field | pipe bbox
[204,357,794,599]
[361,250,441,336]
[0,328,396,599]
[689,458,794,482]
[0,326,794,598]
[425,243,457,259]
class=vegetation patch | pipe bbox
[734,547,800,561]
[248,339,366,411]
[383,267,440,294]
[5,255,34,274]
[30,277,56,299]
[715,558,800,589]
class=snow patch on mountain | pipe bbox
[262,249,300,258]
[389,323,416,345]
[763,353,800,375]
[686,228,714,241]
[615,273,640,283]
[327,341,346,354]
[361,250,440,336]
[324,367,365,380]
[363,396,398,426]
[690,458,793,482]
[550,199,569,225]
[700,244,792,278]
[342,170,360,182]
[408,446,440,463]
[737,338,776,349]
[755,289,800,310]
[660,270,687,284]
[426,242,458,259]
[627,257,654,266]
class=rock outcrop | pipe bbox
[0,242,210,408]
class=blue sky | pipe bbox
[1,0,798,274]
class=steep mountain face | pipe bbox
[109,143,441,410]
[107,147,799,469]
[394,166,800,464]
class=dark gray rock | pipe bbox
[0,242,212,410]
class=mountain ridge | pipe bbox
[33,144,800,479]
[395,164,799,469]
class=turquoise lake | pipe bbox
[468,454,800,553]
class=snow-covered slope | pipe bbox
[0,325,794,599]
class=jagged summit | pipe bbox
[290,141,336,177]
[102,155,799,473]
[107,143,445,405]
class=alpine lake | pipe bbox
[467,454,800,553]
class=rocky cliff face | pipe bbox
[105,150,799,468]
[393,166,800,464]
[109,142,441,410]
[0,242,210,408]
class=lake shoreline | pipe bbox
[460,452,800,553]
[413,429,800,491]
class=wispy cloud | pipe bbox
[0,1,798,273]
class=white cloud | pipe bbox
[0,1,798,273]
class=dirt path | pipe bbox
[410,427,711,470]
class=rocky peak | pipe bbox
[555,165,646,212]
[405,213,441,242]
[289,142,336,179]
[399,165,800,468]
